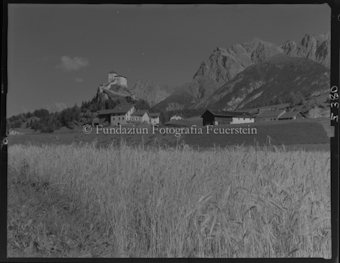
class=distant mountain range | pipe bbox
[152,33,330,111]
[281,32,330,68]
[194,32,330,85]
[93,32,330,113]
[129,79,177,107]
[198,54,330,111]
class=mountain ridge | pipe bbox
[152,32,330,112]
[129,79,177,107]
[199,54,330,111]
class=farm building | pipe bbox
[149,113,161,125]
[256,110,286,122]
[97,104,135,126]
[8,129,21,135]
[278,111,306,120]
[97,105,161,126]
[201,110,255,126]
[131,110,150,123]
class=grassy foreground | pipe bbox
[8,142,331,258]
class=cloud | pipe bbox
[57,56,89,71]
[75,77,84,82]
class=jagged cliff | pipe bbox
[129,79,177,107]
[193,37,284,85]
[95,33,330,112]
[200,54,330,111]
[193,33,330,85]
[153,32,330,112]
[281,33,330,68]
[96,81,132,103]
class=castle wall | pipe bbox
[110,76,127,87]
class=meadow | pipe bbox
[7,141,331,258]
[8,117,331,152]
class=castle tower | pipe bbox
[108,71,117,82]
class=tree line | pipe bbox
[7,91,313,133]
[7,96,151,133]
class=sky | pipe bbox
[7,4,331,116]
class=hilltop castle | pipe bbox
[108,71,127,87]
[97,71,135,100]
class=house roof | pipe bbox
[202,110,254,118]
[278,111,303,119]
[98,104,134,115]
[256,110,285,118]
[149,113,160,117]
[131,110,149,117]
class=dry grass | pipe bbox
[8,142,331,258]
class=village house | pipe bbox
[256,110,286,122]
[170,115,184,121]
[97,104,135,126]
[131,110,150,124]
[278,111,306,120]
[97,105,161,126]
[8,129,21,135]
[149,113,160,125]
[201,110,255,126]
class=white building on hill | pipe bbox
[131,110,150,123]
[108,71,127,87]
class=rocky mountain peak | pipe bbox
[282,33,330,67]
[129,79,176,107]
[154,32,330,113]
[193,36,283,85]
[194,33,330,88]
[201,54,329,111]
[281,40,297,56]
